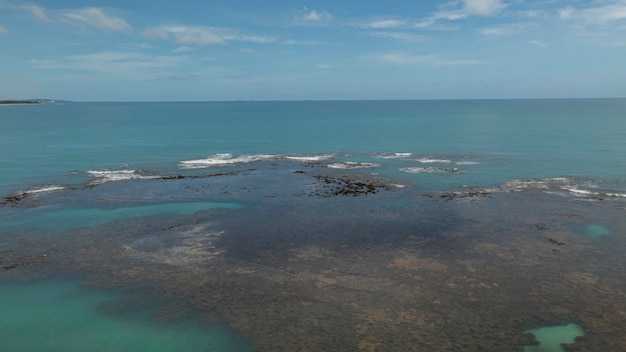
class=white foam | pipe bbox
[455,161,479,165]
[498,177,624,200]
[87,170,159,185]
[399,167,462,174]
[327,162,380,169]
[548,177,570,182]
[565,188,598,196]
[375,152,413,159]
[285,154,335,161]
[27,185,65,193]
[503,179,555,190]
[606,192,626,198]
[416,157,451,164]
[179,154,277,169]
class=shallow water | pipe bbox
[523,323,585,352]
[582,223,611,240]
[0,280,252,352]
[2,162,626,351]
[3,201,245,233]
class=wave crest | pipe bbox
[179,154,277,169]
[327,162,380,169]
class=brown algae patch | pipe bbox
[387,256,448,272]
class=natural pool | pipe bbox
[523,323,585,352]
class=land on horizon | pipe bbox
[0,99,51,105]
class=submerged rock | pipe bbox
[310,174,391,197]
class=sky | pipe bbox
[1,0,626,101]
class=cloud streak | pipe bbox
[143,25,225,45]
[369,31,429,42]
[479,22,532,37]
[558,1,626,24]
[142,25,277,46]
[381,53,489,66]
[21,4,48,21]
[293,7,333,25]
[362,19,409,29]
[58,7,131,32]
[359,0,508,31]
[29,51,187,79]
[462,0,507,16]
[17,4,131,33]
[529,40,548,47]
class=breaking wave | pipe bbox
[87,170,160,185]
[327,162,381,170]
[179,154,277,169]
[400,167,463,174]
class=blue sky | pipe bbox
[1,0,625,101]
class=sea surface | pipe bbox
[1,100,625,351]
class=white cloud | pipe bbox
[225,34,276,44]
[479,22,532,37]
[22,4,48,21]
[370,31,429,42]
[239,48,254,54]
[59,7,131,32]
[173,46,194,53]
[558,6,575,20]
[302,9,332,22]
[0,25,7,34]
[294,7,333,25]
[517,10,547,19]
[14,4,131,33]
[143,25,225,45]
[143,25,277,46]
[414,0,507,29]
[282,39,322,45]
[462,0,507,16]
[381,53,488,66]
[359,3,506,33]
[317,64,331,69]
[363,19,408,29]
[529,40,549,47]
[558,1,626,23]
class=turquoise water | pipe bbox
[2,100,626,194]
[4,202,245,232]
[523,323,585,352]
[583,223,612,239]
[1,99,626,350]
[0,280,252,352]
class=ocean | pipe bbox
[1,99,625,351]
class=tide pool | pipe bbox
[523,323,585,352]
[583,223,611,239]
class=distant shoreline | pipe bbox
[0,100,47,106]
